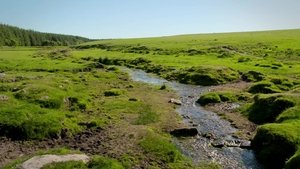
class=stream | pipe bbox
[124,68,263,169]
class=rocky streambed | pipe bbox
[124,68,263,169]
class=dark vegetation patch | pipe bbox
[104,89,124,97]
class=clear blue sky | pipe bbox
[0,0,299,39]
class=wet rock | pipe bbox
[202,132,215,140]
[169,98,182,105]
[225,139,241,147]
[212,140,226,148]
[240,140,252,149]
[170,128,198,137]
[182,114,191,119]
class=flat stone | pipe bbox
[212,140,226,148]
[169,98,182,105]
[20,154,90,169]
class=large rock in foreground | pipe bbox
[20,154,90,169]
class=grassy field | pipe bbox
[0,47,221,169]
[72,29,300,169]
[1,29,300,169]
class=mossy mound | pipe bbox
[276,106,300,123]
[252,121,300,169]
[241,70,265,82]
[197,92,247,106]
[246,94,295,124]
[0,104,68,139]
[270,78,295,91]
[196,93,221,106]
[248,81,282,94]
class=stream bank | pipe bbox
[125,68,263,169]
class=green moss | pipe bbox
[241,70,265,82]
[196,93,221,106]
[248,81,282,94]
[196,92,241,106]
[246,94,296,124]
[218,92,238,102]
[252,121,300,169]
[276,106,300,123]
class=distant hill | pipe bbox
[0,24,90,46]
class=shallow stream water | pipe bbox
[124,68,263,169]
